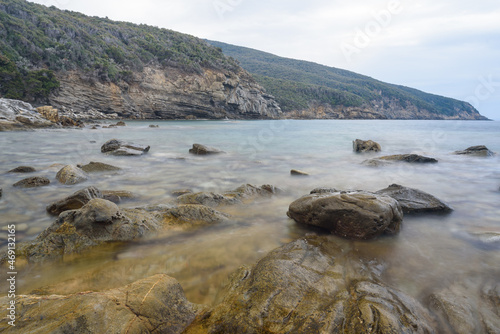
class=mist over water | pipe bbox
[1,120,499,304]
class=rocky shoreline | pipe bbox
[0,132,498,332]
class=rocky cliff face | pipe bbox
[49,66,282,120]
[286,98,487,120]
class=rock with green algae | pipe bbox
[0,274,203,334]
[185,235,438,334]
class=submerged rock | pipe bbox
[7,166,36,173]
[101,190,135,203]
[188,143,224,155]
[290,169,309,176]
[56,165,88,185]
[376,184,452,214]
[429,274,500,334]
[287,190,403,240]
[353,138,381,152]
[78,161,121,173]
[310,187,339,194]
[454,145,495,156]
[0,274,202,334]
[186,235,437,334]
[46,186,103,215]
[101,139,150,156]
[115,121,126,126]
[13,176,50,188]
[365,154,438,166]
[171,189,193,197]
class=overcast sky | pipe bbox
[30,0,500,119]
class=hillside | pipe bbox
[207,40,487,120]
[0,0,281,119]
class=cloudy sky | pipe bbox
[31,0,500,119]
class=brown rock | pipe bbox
[290,169,309,176]
[454,145,495,156]
[56,165,88,185]
[7,166,36,173]
[79,161,121,173]
[46,186,103,216]
[13,176,50,188]
[188,143,223,155]
[101,139,150,156]
[353,138,381,152]
[376,184,452,214]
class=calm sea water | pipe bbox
[1,120,499,304]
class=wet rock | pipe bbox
[0,188,2,198]
[149,124,159,128]
[353,138,381,152]
[78,161,121,173]
[186,235,437,334]
[101,139,150,156]
[290,169,309,176]
[56,165,88,185]
[188,143,224,155]
[0,98,54,130]
[0,274,202,334]
[7,166,36,173]
[101,190,135,203]
[46,186,103,216]
[364,154,438,166]
[171,189,193,197]
[160,204,230,227]
[13,176,50,188]
[310,187,339,194]
[287,190,403,240]
[115,121,126,126]
[429,274,500,334]
[177,184,280,208]
[376,184,452,214]
[454,145,495,156]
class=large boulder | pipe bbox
[429,274,500,334]
[78,161,121,173]
[186,235,437,334]
[0,98,54,130]
[101,139,150,156]
[376,184,452,214]
[56,165,88,185]
[353,138,381,152]
[188,143,224,155]
[287,190,403,240]
[46,186,103,215]
[0,274,202,334]
[454,145,495,156]
[13,176,50,188]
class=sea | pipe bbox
[0,119,499,305]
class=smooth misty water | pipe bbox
[0,120,499,305]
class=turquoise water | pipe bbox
[0,120,499,304]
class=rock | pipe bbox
[287,190,403,239]
[429,274,500,334]
[290,169,309,176]
[115,121,126,126]
[149,124,159,128]
[353,138,381,152]
[56,165,88,185]
[376,184,452,214]
[160,204,230,227]
[177,184,280,207]
[365,154,438,165]
[59,115,84,127]
[36,105,59,122]
[7,166,36,173]
[46,186,103,216]
[171,189,193,197]
[101,190,135,203]
[454,145,495,156]
[78,161,121,173]
[186,235,437,334]
[13,176,50,188]
[310,187,339,194]
[0,188,2,198]
[0,98,54,130]
[91,125,98,129]
[0,274,202,334]
[101,139,150,156]
[188,143,224,155]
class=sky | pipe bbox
[30,0,500,120]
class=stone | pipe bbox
[454,145,495,156]
[115,121,126,126]
[186,235,437,334]
[287,190,403,239]
[78,161,121,173]
[36,105,59,122]
[56,165,88,185]
[101,139,150,156]
[160,204,229,227]
[0,98,54,130]
[429,274,500,334]
[7,166,36,173]
[149,124,159,128]
[376,184,452,214]
[353,138,381,152]
[310,187,339,194]
[0,188,2,198]
[188,143,223,155]
[0,274,202,334]
[290,169,309,176]
[46,186,103,216]
[101,190,135,203]
[365,154,438,166]
[171,189,193,197]
[13,176,50,188]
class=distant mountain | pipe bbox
[207,40,487,120]
[0,0,281,119]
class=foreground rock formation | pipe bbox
[0,98,53,130]
[287,190,403,239]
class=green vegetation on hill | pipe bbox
[207,40,479,117]
[0,0,238,100]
